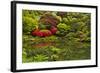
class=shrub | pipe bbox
[23,16,38,34]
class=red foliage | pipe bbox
[40,30,52,37]
[36,31,43,37]
[50,26,58,34]
[31,29,40,36]
[32,29,52,37]
[39,15,59,27]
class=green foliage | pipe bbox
[22,10,91,63]
[39,23,51,29]
[57,23,70,31]
[51,54,59,61]
[50,46,61,54]
[56,16,62,22]
[23,16,38,34]
[33,54,49,62]
[62,17,70,24]
[38,24,47,29]
[22,10,41,34]
[56,23,70,36]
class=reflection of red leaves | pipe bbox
[33,42,55,48]
[50,26,57,34]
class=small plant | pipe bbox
[50,46,61,54]
[33,54,49,62]
[50,54,59,61]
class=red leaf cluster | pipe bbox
[32,29,52,37]
[50,26,57,34]
[32,27,57,37]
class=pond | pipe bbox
[22,35,91,63]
